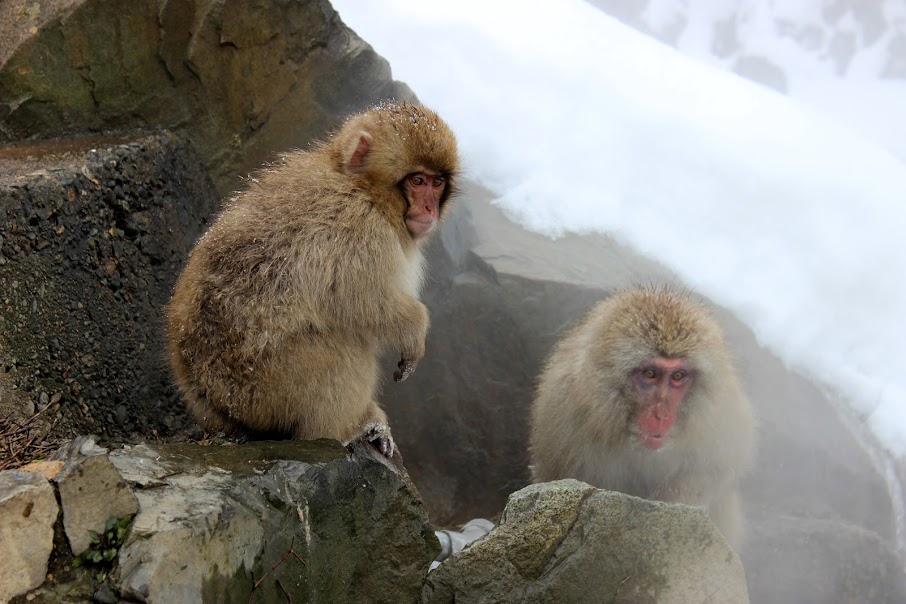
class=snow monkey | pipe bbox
[166,101,460,456]
[529,287,755,546]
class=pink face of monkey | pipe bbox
[402,170,447,238]
[630,357,693,449]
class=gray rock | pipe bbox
[422,479,749,604]
[3,435,438,602]
[104,437,439,603]
[52,436,140,555]
[0,470,58,603]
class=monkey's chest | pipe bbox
[576,447,684,499]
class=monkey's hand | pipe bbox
[364,421,395,458]
[393,355,418,382]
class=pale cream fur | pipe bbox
[529,287,755,547]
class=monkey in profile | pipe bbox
[166,101,460,456]
[529,287,755,546]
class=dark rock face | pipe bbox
[385,241,604,526]
[0,0,414,193]
[0,132,217,440]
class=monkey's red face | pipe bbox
[403,170,446,238]
[631,357,693,450]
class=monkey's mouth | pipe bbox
[406,217,436,236]
[640,433,667,450]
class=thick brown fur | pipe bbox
[529,286,755,547]
[166,102,459,449]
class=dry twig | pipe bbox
[247,534,307,604]
[0,404,61,471]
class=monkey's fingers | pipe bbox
[365,422,395,458]
[393,357,416,382]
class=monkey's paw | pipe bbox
[364,422,395,458]
[394,356,416,382]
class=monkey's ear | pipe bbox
[345,131,373,172]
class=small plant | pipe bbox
[74,514,134,570]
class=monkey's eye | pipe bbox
[409,174,426,186]
[671,371,687,381]
[643,369,657,379]
[432,176,446,188]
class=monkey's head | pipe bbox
[595,287,729,450]
[332,101,460,240]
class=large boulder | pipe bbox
[423,479,750,604]
[0,0,414,193]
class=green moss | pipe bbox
[158,439,347,476]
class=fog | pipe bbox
[333,0,906,458]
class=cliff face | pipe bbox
[0,0,415,194]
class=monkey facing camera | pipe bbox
[166,102,460,457]
[529,287,755,547]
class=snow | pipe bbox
[332,0,906,457]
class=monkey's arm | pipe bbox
[302,212,429,379]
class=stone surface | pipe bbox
[0,470,58,603]
[4,435,439,603]
[422,479,749,604]
[0,0,414,194]
[52,436,140,555]
[0,132,218,441]
[104,437,439,603]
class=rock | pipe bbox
[422,479,749,603]
[0,470,58,603]
[0,132,218,441]
[2,435,439,602]
[52,436,140,555]
[17,460,64,481]
[0,0,415,194]
[104,437,439,603]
